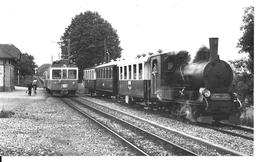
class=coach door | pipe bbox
[151,57,161,96]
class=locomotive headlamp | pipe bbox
[203,89,211,97]
[199,88,211,97]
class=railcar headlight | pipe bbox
[72,81,75,85]
[199,88,211,97]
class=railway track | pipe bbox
[196,122,253,141]
[71,97,248,156]
[217,121,254,133]
[87,94,254,141]
[61,97,197,156]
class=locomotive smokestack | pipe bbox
[209,37,219,61]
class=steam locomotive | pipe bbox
[83,38,241,123]
[44,59,78,96]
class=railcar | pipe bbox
[117,57,151,103]
[44,59,78,96]
[83,68,96,96]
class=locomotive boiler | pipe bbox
[154,38,241,122]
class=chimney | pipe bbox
[209,37,219,61]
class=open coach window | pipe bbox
[52,69,61,79]
[68,69,77,79]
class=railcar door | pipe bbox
[150,56,161,97]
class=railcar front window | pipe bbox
[52,70,61,79]
[62,69,67,79]
[68,69,77,79]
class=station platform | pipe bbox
[0,86,47,110]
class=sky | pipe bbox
[0,0,254,66]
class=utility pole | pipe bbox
[104,38,107,63]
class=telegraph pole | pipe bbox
[104,38,107,63]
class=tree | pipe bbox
[193,46,210,63]
[19,53,37,77]
[60,11,122,80]
[176,50,191,65]
[230,59,253,105]
[237,6,254,74]
[229,6,254,106]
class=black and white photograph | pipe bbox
[0,0,256,161]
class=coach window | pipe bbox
[124,66,127,80]
[108,68,110,78]
[52,69,61,79]
[68,69,77,79]
[104,68,107,79]
[120,67,123,80]
[133,64,137,79]
[103,68,105,78]
[138,63,143,79]
[106,68,109,78]
[108,67,110,78]
[128,65,132,79]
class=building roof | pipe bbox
[0,44,21,59]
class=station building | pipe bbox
[0,44,21,92]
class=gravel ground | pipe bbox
[0,87,136,156]
[82,96,254,156]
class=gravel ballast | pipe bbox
[0,88,135,156]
